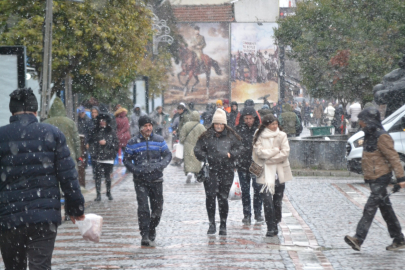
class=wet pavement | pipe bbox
[2,163,405,269]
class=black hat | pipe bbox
[138,115,153,127]
[9,88,38,114]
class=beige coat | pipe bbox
[253,128,293,194]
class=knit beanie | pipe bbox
[216,100,223,106]
[212,109,227,124]
[9,88,38,113]
[223,99,229,105]
[138,115,153,127]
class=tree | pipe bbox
[275,0,405,106]
[0,0,153,98]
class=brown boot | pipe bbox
[344,235,362,251]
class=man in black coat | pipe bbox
[235,107,263,224]
[124,116,172,246]
[0,88,85,270]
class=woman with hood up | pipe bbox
[252,114,293,237]
[228,101,239,128]
[114,106,131,164]
[130,104,146,137]
[180,111,206,183]
[194,109,242,236]
[88,113,119,201]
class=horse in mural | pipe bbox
[177,44,222,97]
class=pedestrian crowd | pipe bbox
[1,89,405,270]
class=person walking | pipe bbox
[228,101,239,128]
[252,114,293,237]
[180,111,206,183]
[149,106,168,137]
[201,103,216,128]
[333,104,345,134]
[348,101,362,129]
[223,99,231,113]
[314,100,323,126]
[124,116,172,246]
[278,104,301,137]
[258,104,273,118]
[77,105,91,142]
[323,102,336,126]
[171,103,191,166]
[114,106,131,165]
[0,88,85,270]
[303,102,311,127]
[130,104,147,137]
[235,107,263,225]
[88,113,119,201]
[194,109,242,235]
[344,107,405,251]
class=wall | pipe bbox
[234,0,279,22]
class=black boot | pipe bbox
[242,215,251,225]
[219,222,227,236]
[94,178,101,201]
[149,227,156,242]
[141,235,150,246]
[207,223,216,235]
[106,180,113,200]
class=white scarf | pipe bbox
[258,128,280,194]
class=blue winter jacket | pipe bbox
[123,133,172,182]
[0,114,85,231]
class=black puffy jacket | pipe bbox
[88,113,119,160]
[0,114,84,231]
[194,126,242,171]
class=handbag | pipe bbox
[196,157,209,183]
[249,160,264,177]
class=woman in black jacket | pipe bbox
[194,109,242,236]
[88,113,119,201]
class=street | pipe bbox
[4,163,402,269]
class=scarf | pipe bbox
[258,128,280,194]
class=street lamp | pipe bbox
[40,0,84,121]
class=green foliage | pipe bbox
[275,0,405,105]
[0,0,153,99]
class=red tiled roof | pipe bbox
[172,4,234,22]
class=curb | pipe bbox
[292,170,362,178]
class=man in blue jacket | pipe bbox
[0,88,85,270]
[124,115,172,246]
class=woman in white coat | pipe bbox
[252,114,293,237]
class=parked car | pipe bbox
[346,104,405,180]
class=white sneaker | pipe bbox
[186,173,192,183]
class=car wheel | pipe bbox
[391,155,405,184]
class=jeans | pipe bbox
[0,223,57,270]
[238,170,262,218]
[95,162,114,194]
[355,174,404,242]
[259,180,286,233]
[134,181,164,237]
[203,168,234,225]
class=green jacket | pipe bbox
[179,111,206,174]
[178,109,191,133]
[44,98,81,162]
[279,104,301,136]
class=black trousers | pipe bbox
[0,223,57,270]
[95,162,113,194]
[203,168,234,224]
[134,181,164,237]
[259,180,286,233]
[238,169,262,218]
[355,174,404,242]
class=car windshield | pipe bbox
[383,108,405,125]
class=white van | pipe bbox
[346,105,405,178]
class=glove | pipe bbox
[392,184,401,193]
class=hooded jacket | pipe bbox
[114,107,131,148]
[194,125,242,171]
[228,101,239,128]
[130,104,147,137]
[124,132,172,182]
[180,111,206,174]
[235,107,260,170]
[201,104,216,127]
[0,113,84,231]
[77,112,91,142]
[235,99,262,126]
[279,104,301,136]
[88,113,119,161]
[44,98,81,161]
[258,105,273,118]
[359,107,405,181]
[178,108,191,133]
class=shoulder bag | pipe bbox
[249,160,264,177]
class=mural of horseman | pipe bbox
[177,26,222,97]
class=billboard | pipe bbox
[164,23,229,104]
[230,23,279,103]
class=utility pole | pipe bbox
[65,72,73,119]
[279,45,285,100]
[40,0,53,120]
